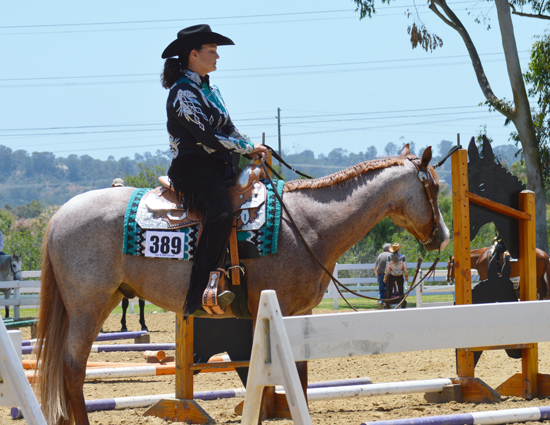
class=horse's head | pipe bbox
[9,254,23,281]
[389,145,450,252]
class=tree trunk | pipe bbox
[495,0,549,253]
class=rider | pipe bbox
[161,25,268,316]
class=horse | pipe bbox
[33,144,449,425]
[447,246,550,299]
[120,297,148,332]
[0,254,23,319]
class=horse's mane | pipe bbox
[283,156,407,192]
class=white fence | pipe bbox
[0,271,149,320]
[324,262,480,309]
[0,263,481,318]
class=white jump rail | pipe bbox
[241,290,550,425]
[0,318,46,424]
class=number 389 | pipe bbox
[149,235,182,255]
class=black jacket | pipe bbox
[166,69,254,163]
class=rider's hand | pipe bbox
[250,143,268,160]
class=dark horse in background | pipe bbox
[120,297,148,332]
[448,243,550,299]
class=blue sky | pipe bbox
[1,0,548,162]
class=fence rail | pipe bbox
[0,272,150,320]
[323,262,480,309]
[0,263,481,319]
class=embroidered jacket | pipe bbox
[383,254,409,282]
[166,69,254,163]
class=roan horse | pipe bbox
[34,145,449,425]
[0,254,23,319]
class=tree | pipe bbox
[384,142,397,156]
[437,140,453,158]
[522,34,550,187]
[125,163,168,188]
[353,0,549,253]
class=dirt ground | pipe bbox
[3,310,550,425]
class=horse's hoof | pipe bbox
[121,327,128,332]
[218,290,235,309]
[141,326,149,332]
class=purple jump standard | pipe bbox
[361,406,550,425]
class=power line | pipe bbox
[0,105,500,136]
[0,3,481,30]
[1,51,524,84]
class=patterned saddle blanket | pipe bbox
[123,165,284,261]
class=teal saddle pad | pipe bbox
[123,178,285,260]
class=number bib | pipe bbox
[145,231,185,259]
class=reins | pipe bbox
[259,156,441,311]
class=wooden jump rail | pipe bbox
[450,147,548,400]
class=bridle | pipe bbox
[259,156,442,310]
[407,156,442,248]
[9,257,22,281]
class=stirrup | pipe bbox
[217,290,235,309]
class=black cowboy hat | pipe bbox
[161,24,234,59]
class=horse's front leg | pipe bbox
[4,290,9,319]
[120,297,129,332]
[138,298,148,331]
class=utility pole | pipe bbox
[276,107,281,158]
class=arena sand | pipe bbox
[2,309,550,425]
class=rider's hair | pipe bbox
[160,44,204,89]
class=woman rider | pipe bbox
[161,25,268,316]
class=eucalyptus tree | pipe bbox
[353,0,550,253]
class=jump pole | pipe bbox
[22,342,175,355]
[21,331,148,346]
[451,145,546,400]
[12,376,374,419]
[361,406,550,425]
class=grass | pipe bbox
[1,295,456,320]
[316,294,455,311]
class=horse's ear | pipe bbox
[400,144,411,157]
[501,255,511,280]
[467,137,479,162]
[420,146,432,170]
[482,135,495,163]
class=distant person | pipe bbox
[383,243,409,309]
[111,178,125,187]
[374,243,391,309]
[0,230,4,255]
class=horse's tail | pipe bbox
[34,219,73,425]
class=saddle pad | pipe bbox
[122,179,285,260]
